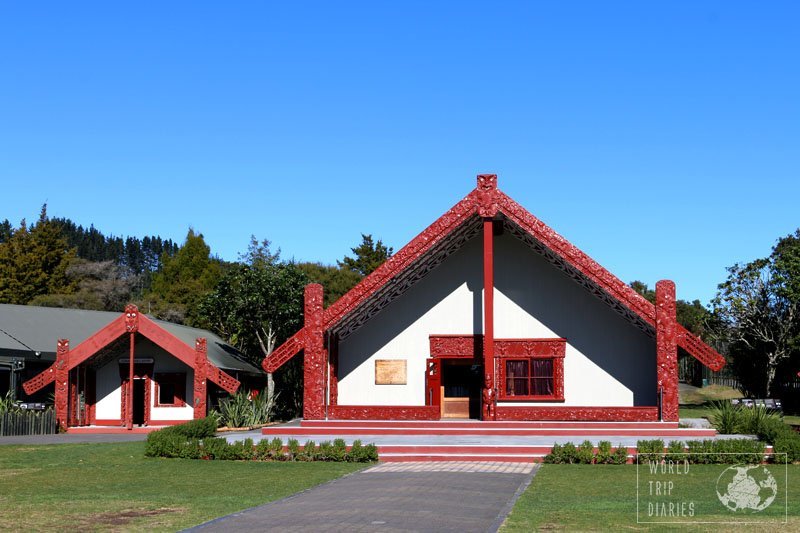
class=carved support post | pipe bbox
[125,305,139,430]
[194,338,208,419]
[54,339,70,430]
[477,174,499,421]
[303,284,326,420]
[656,280,679,422]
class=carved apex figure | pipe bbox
[195,337,207,355]
[56,338,70,356]
[482,373,496,420]
[477,173,497,191]
[475,174,499,217]
[124,304,139,333]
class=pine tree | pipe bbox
[0,206,76,304]
[338,234,393,278]
[145,229,222,324]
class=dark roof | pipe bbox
[0,304,263,374]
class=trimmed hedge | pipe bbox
[544,441,628,464]
[635,438,767,464]
[145,419,378,462]
[543,438,779,465]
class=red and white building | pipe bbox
[15,305,260,430]
[263,175,725,422]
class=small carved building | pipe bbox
[5,304,263,430]
[263,175,725,422]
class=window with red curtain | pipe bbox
[504,359,554,397]
[496,339,565,401]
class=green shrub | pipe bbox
[157,417,218,439]
[254,438,272,460]
[224,439,252,460]
[683,439,766,464]
[739,405,779,436]
[636,440,664,463]
[595,441,612,464]
[665,441,685,463]
[576,440,594,464]
[202,437,230,459]
[267,437,284,460]
[144,430,185,458]
[709,400,742,434]
[332,438,348,462]
[302,440,317,461]
[773,434,800,463]
[287,438,301,460]
[757,416,795,444]
[544,443,563,464]
[178,438,203,459]
[348,440,364,462]
[144,425,378,462]
[686,439,713,464]
[318,441,333,461]
[561,442,578,464]
[362,443,379,462]
[217,389,277,428]
[612,445,629,465]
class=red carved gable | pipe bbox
[263,175,726,372]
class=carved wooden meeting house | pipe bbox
[15,305,260,430]
[263,175,726,422]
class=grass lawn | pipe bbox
[503,464,798,531]
[679,405,800,427]
[680,385,743,406]
[0,441,366,531]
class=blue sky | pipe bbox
[1,2,798,305]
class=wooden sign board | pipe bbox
[375,360,407,385]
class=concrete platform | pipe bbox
[242,419,736,462]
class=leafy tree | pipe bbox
[297,262,361,306]
[630,280,711,336]
[240,235,281,267]
[338,234,393,277]
[0,206,76,304]
[711,230,800,396]
[199,239,307,417]
[145,229,222,325]
[30,259,138,312]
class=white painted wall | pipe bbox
[336,231,656,407]
[95,358,122,420]
[93,337,194,422]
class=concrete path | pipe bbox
[224,429,740,447]
[0,432,148,445]
[190,462,537,533]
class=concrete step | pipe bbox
[262,426,717,437]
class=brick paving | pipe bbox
[363,461,534,474]
[189,462,537,532]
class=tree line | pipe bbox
[0,206,392,416]
[1,204,797,413]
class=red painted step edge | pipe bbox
[263,427,718,437]
[300,420,680,429]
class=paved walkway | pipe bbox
[190,462,537,533]
[223,429,737,447]
[0,432,148,445]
